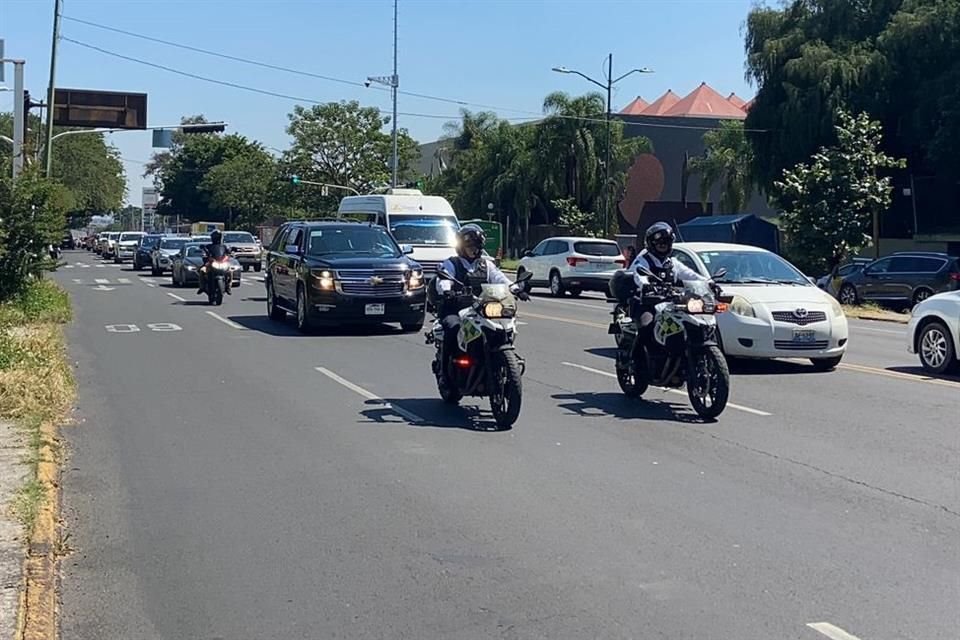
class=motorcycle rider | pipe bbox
[435,224,528,371]
[629,221,707,333]
[197,229,231,295]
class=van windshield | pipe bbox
[388,214,459,246]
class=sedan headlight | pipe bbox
[828,296,844,318]
[730,295,756,318]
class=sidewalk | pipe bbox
[0,420,29,639]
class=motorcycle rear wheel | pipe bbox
[489,350,522,429]
[687,345,730,420]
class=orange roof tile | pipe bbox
[727,92,746,109]
[664,83,747,119]
[742,98,755,112]
[641,90,681,115]
[619,96,649,115]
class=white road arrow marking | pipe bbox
[92,285,115,291]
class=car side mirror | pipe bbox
[400,244,414,255]
[285,244,301,255]
[522,250,534,258]
[806,276,817,285]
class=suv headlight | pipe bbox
[311,269,336,290]
[407,270,424,289]
[730,295,755,318]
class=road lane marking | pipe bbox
[95,278,109,284]
[64,265,75,269]
[806,622,863,640]
[166,292,186,302]
[145,283,155,288]
[205,311,244,330]
[314,366,424,423]
[104,324,139,333]
[117,278,131,284]
[523,311,608,329]
[561,362,772,416]
[71,279,83,284]
[532,297,611,311]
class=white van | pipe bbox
[337,189,460,274]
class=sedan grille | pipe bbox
[771,311,827,326]
[773,340,830,350]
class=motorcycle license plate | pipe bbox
[792,329,816,343]
[365,303,385,316]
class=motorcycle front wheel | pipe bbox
[489,350,522,429]
[209,277,225,306]
[687,345,730,420]
[615,346,648,398]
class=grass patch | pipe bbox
[841,302,910,324]
[0,280,74,529]
[500,258,521,271]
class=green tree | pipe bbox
[689,120,755,214]
[553,198,601,238]
[774,110,905,275]
[200,149,282,231]
[284,101,418,197]
[0,169,72,300]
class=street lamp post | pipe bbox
[367,0,400,188]
[552,54,652,236]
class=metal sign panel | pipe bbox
[53,88,148,129]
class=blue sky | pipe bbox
[1,0,760,204]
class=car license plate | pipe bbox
[365,303,385,316]
[792,329,816,343]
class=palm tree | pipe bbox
[689,120,756,214]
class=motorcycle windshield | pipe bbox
[479,284,518,315]
[684,279,714,301]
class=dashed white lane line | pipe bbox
[315,366,424,423]
[806,622,863,640]
[205,311,244,330]
[561,361,773,417]
[95,278,110,284]
[145,283,156,288]
[166,292,186,302]
[117,278,131,284]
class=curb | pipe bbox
[842,309,910,325]
[16,419,61,640]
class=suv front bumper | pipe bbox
[307,288,426,325]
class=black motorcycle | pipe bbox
[200,254,239,306]
[609,266,733,419]
[426,270,532,429]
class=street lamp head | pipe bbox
[636,67,655,74]
[551,66,571,74]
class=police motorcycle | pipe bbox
[608,265,733,419]
[425,270,533,429]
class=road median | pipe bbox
[0,280,75,640]
[841,304,910,324]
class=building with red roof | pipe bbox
[619,96,650,115]
[619,83,751,118]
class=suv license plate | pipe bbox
[365,303,385,316]
[793,329,816,343]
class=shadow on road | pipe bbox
[886,365,960,384]
[585,347,827,377]
[551,392,702,424]
[584,346,618,360]
[225,314,410,338]
[362,397,510,432]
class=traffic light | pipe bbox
[290,175,301,185]
[180,123,226,135]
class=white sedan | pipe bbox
[906,291,960,374]
[671,242,848,370]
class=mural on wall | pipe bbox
[619,154,664,229]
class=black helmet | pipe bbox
[456,224,486,259]
[210,229,223,244]
[644,222,675,260]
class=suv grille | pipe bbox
[416,260,442,275]
[337,268,407,297]
[771,311,827,325]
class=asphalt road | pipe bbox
[56,251,959,640]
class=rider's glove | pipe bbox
[515,290,530,302]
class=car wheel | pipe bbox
[254,264,262,273]
[549,271,565,297]
[152,266,161,277]
[838,284,858,305]
[912,287,934,306]
[401,320,424,332]
[266,280,286,321]
[810,355,843,371]
[296,285,312,333]
[917,321,956,375]
[243,264,250,272]
[568,287,582,298]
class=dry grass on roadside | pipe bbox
[841,301,910,324]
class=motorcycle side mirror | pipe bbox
[636,265,660,282]
[515,270,533,284]
[712,267,728,280]
[522,249,534,258]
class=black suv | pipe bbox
[133,234,164,271]
[838,251,960,307]
[265,220,427,332]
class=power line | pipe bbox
[61,14,540,116]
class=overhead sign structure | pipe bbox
[53,88,148,130]
[142,187,159,230]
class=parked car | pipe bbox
[816,257,873,297]
[516,237,627,297]
[171,243,242,288]
[264,220,426,333]
[837,252,960,308]
[906,291,960,374]
[99,232,121,259]
[670,242,849,370]
[133,234,164,270]
[114,231,146,263]
[222,231,262,272]
[151,237,190,275]
[60,232,76,250]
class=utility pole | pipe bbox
[43,0,62,177]
[7,59,26,179]
[366,0,399,188]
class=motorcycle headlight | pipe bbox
[685,299,705,313]
[211,261,230,271]
[186,265,197,271]
[730,295,755,318]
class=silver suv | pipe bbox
[222,231,263,272]
[517,237,627,297]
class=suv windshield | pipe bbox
[696,250,810,285]
[119,233,144,242]
[160,238,188,250]
[223,232,255,243]
[140,236,162,249]
[306,226,400,258]
[388,214,458,245]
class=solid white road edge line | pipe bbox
[166,292,186,302]
[314,366,425,423]
[561,361,773,417]
[205,311,245,330]
[806,622,863,640]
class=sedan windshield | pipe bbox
[388,214,458,246]
[160,238,188,250]
[184,245,204,258]
[696,250,810,285]
[306,226,400,258]
[223,232,255,243]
